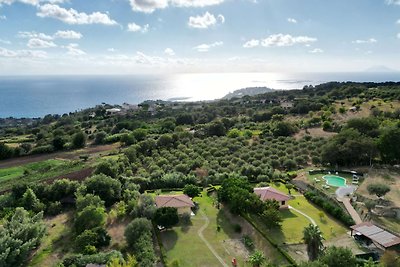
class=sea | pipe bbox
[0,72,399,118]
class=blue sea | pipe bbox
[0,72,399,118]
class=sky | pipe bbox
[0,0,400,75]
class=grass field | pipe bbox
[160,191,287,267]
[0,159,84,191]
[251,184,348,245]
[29,213,73,267]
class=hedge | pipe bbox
[241,213,298,266]
[304,191,355,226]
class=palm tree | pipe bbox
[303,224,324,261]
[249,250,266,267]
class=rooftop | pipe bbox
[155,194,195,208]
[351,222,400,248]
[254,187,290,202]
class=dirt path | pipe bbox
[341,197,363,224]
[197,210,229,267]
[289,205,317,226]
[0,144,118,169]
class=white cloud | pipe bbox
[27,38,57,48]
[193,41,223,52]
[188,11,224,29]
[287,18,297,24]
[18,31,53,40]
[243,39,260,48]
[309,48,324,53]
[164,48,175,56]
[0,39,11,44]
[54,30,82,39]
[63,43,86,56]
[0,46,47,58]
[397,33,400,39]
[107,48,117,52]
[0,0,67,6]
[129,0,224,13]
[256,34,317,47]
[127,22,149,33]
[386,0,400,5]
[396,19,400,24]
[37,4,117,25]
[352,38,377,44]
[0,15,6,20]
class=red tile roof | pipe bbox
[155,194,195,208]
[254,187,290,202]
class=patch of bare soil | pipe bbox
[0,144,118,169]
[221,239,250,259]
[294,127,337,140]
[107,219,129,249]
[357,168,400,207]
[45,167,94,184]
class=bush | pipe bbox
[47,201,63,215]
[242,235,255,251]
[62,250,122,267]
[304,191,354,226]
[180,212,191,225]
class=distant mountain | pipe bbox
[364,65,398,72]
[222,87,275,99]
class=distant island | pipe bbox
[222,86,275,99]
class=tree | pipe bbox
[52,135,66,150]
[72,131,87,148]
[157,134,174,148]
[107,254,138,267]
[154,207,179,228]
[94,131,107,145]
[76,194,105,212]
[74,205,106,234]
[319,246,357,267]
[378,126,400,163]
[0,143,14,160]
[272,121,298,137]
[85,174,122,206]
[124,218,156,266]
[94,161,118,178]
[285,184,294,195]
[20,188,45,212]
[124,218,153,247]
[367,184,390,198]
[248,250,266,267]
[183,184,202,198]
[303,224,324,261]
[0,208,46,267]
[260,207,282,228]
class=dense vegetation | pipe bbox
[1,81,400,266]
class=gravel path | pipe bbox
[197,210,229,267]
[288,205,317,226]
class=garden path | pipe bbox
[288,206,317,226]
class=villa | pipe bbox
[254,187,290,209]
[155,194,195,214]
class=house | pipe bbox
[155,194,195,214]
[350,222,400,252]
[254,187,290,209]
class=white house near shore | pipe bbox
[254,187,290,209]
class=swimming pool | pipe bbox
[322,175,347,187]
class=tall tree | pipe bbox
[303,224,324,261]
[0,208,46,267]
[248,250,266,267]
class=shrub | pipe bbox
[242,235,255,251]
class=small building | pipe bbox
[106,108,121,115]
[351,222,400,251]
[155,194,195,214]
[253,187,290,209]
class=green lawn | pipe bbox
[252,184,347,245]
[0,159,84,191]
[159,191,287,267]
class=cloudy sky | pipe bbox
[0,0,400,74]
